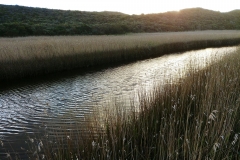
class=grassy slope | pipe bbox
[1,31,240,82]
[0,4,240,36]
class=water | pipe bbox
[0,46,237,158]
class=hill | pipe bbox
[0,4,240,36]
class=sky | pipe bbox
[0,0,239,15]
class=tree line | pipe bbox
[0,4,240,36]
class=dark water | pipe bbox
[0,47,237,159]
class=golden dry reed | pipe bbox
[1,30,240,81]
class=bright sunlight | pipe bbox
[0,0,239,14]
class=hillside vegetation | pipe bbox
[0,4,240,36]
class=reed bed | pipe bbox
[14,46,240,160]
[1,30,240,82]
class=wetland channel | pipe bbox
[0,46,237,158]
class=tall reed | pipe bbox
[1,30,240,82]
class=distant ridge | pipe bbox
[0,4,239,36]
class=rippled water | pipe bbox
[0,46,237,158]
